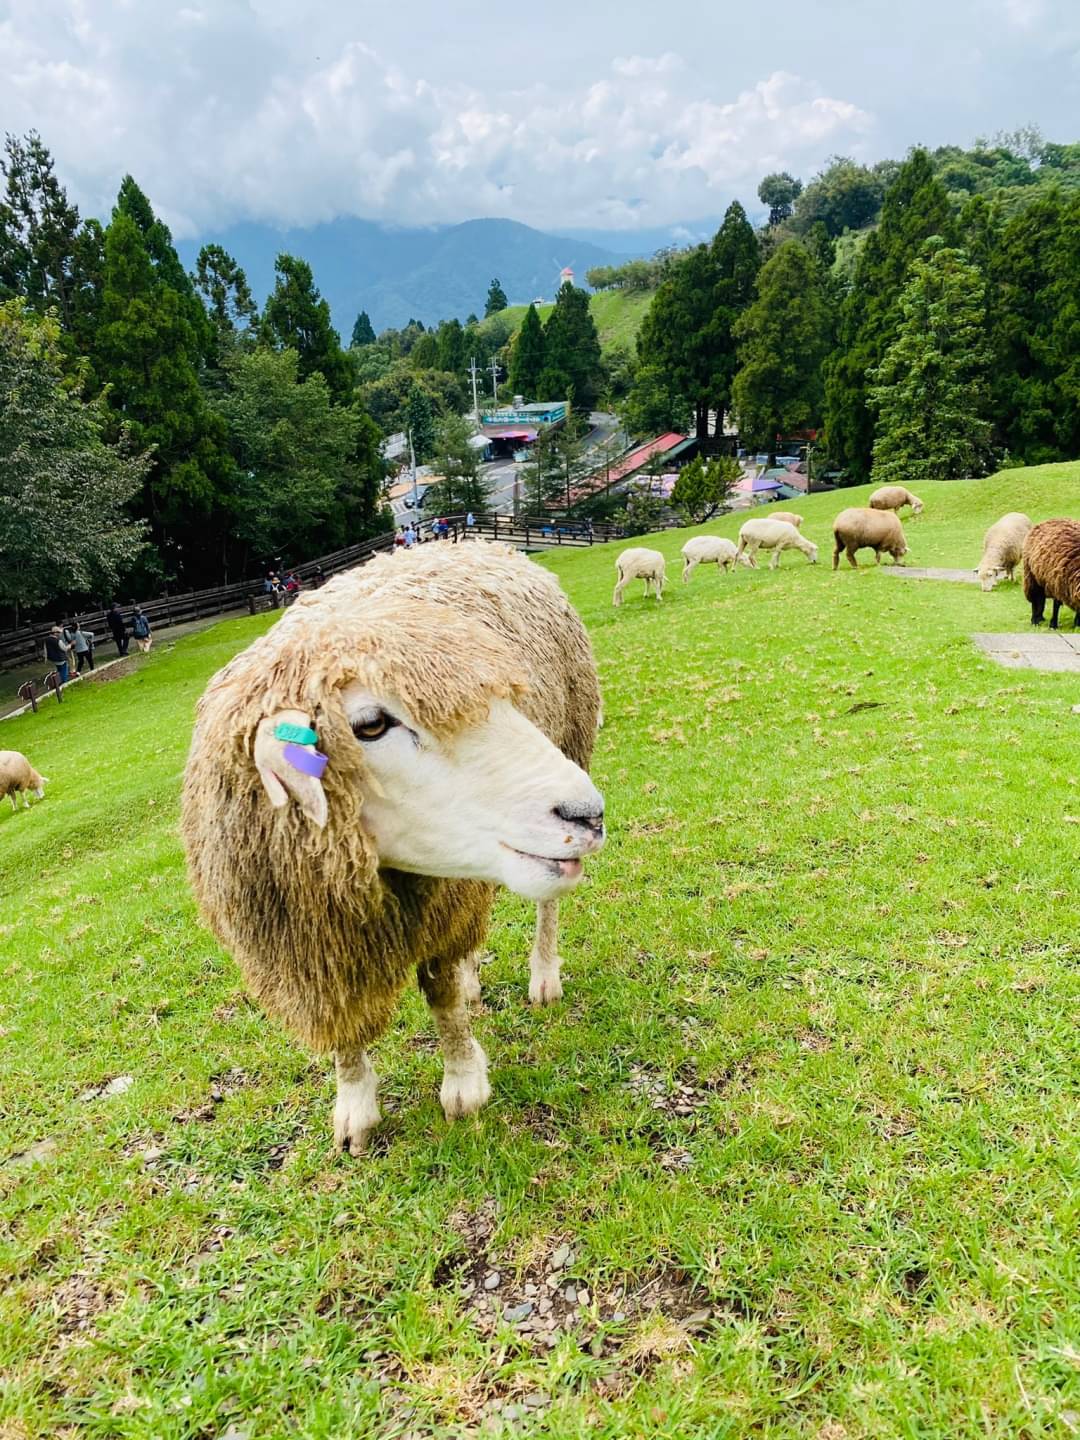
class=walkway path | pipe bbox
[882,566,980,584]
[973,632,1080,672]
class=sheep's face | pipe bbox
[804,542,819,564]
[335,686,605,901]
[979,567,1002,592]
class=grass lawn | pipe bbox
[480,290,654,358]
[1,464,1079,1438]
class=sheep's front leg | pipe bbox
[459,949,483,1005]
[528,898,563,1005]
[333,1048,381,1154]
[418,955,491,1120]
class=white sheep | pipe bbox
[736,518,819,570]
[681,535,751,582]
[977,512,1032,591]
[769,511,804,529]
[869,485,924,517]
[182,543,605,1155]
[0,751,47,812]
[613,547,667,605]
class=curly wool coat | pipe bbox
[1022,518,1080,627]
[181,543,601,1054]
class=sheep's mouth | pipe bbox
[502,845,584,880]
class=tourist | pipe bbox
[107,602,129,656]
[45,626,70,685]
[403,524,416,549]
[72,622,95,673]
[131,605,152,654]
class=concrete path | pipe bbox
[882,566,980,584]
[973,632,1080,672]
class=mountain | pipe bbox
[177,217,635,335]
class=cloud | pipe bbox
[0,4,874,235]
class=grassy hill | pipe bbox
[2,464,1080,1435]
[483,287,655,357]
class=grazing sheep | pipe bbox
[613,547,667,605]
[1022,519,1080,628]
[832,508,909,569]
[869,485,924,516]
[0,751,47,811]
[770,510,804,529]
[681,535,751,582]
[977,512,1032,592]
[736,518,819,570]
[182,543,605,1154]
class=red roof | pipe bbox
[599,432,686,487]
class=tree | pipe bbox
[261,253,353,402]
[824,149,954,482]
[618,488,665,536]
[194,244,258,341]
[351,310,376,347]
[758,172,803,226]
[436,318,466,375]
[519,429,566,515]
[869,242,992,484]
[484,277,508,316]
[670,455,741,523]
[539,282,603,409]
[0,302,147,620]
[791,157,884,237]
[732,240,831,459]
[621,362,691,439]
[410,332,439,370]
[423,412,491,512]
[404,384,437,461]
[509,303,545,397]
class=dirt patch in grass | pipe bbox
[83,658,139,684]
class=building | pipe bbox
[559,266,574,291]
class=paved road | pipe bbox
[482,411,626,516]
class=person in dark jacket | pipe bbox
[45,626,70,684]
[107,603,129,656]
[131,606,152,654]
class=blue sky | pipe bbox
[2,0,1077,237]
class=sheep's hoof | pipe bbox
[441,1041,491,1120]
[529,966,564,1006]
[333,1092,381,1155]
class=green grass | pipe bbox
[481,289,655,357]
[2,464,1080,1438]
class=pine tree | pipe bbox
[484,277,508,316]
[404,384,437,462]
[509,303,545,397]
[539,283,602,409]
[351,310,376,347]
[195,244,258,340]
[869,242,992,484]
[424,412,492,512]
[824,149,954,482]
[115,175,213,361]
[732,240,830,458]
[670,455,741,523]
[261,253,353,403]
[435,318,466,375]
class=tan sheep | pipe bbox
[832,508,909,569]
[181,543,605,1154]
[769,510,804,529]
[976,512,1032,592]
[613,547,667,605]
[736,518,819,569]
[869,485,924,517]
[0,751,47,811]
[681,535,751,582]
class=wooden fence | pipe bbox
[1,513,624,672]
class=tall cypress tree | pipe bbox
[539,283,602,409]
[436,318,466,374]
[824,149,953,482]
[351,310,376,347]
[509,303,545,397]
[261,253,353,403]
[195,244,258,341]
[485,277,508,316]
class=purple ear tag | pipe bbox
[282,743,328,779]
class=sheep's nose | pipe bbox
[554,797,605,833]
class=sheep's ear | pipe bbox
[253,711,328,829]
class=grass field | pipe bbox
[2,465,1079,1438]
[481,290,655,357]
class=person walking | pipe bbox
[45,626,70,685]
[72,622,95,673]
[107,603,129,656]
[131,606,152,654]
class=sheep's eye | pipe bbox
[351,711,399,742]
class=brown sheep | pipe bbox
[181,543,605,1154]
[0,751,47,811]
[832,508,909,569]
[770,510,804,529]
[1022,519,1080,628]
[869,485,924,516]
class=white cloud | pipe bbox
[0,4,874,235]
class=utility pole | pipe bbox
[488,358,500,403]
[409,429,419,513]
[467,357,481,425]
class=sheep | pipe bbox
[1022,519,1080,628]
[0,751,47,811]
[181,543,605,1155]
[769,510,804,529]
[680,535,751,582]
[736,518,819,570]
[869,485,924,517]
[977,512,1032,592]
[613,547,667,605]
[832,508,909,569]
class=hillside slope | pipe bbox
[482,286,655,357]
